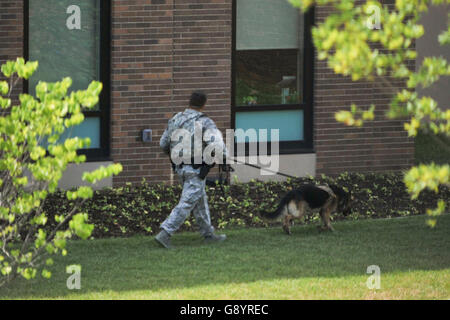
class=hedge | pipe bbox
[40,172,450,239]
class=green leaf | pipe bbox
[34,213,48,226]
[438,29,450,45]
[0,81,9,95]
[66,190,78,200]
[30,146,46,160]
[42,269,52,279]
[46,243,56,255]
[54,238,66,250]
[17,60,38,80]
[1,60,15,78]
[69,213,94,240]
[0,97,11,109]
[77,186,93,199]
[21,268,37,280]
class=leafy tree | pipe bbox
[0,58,122,287]
[289,0,449,226]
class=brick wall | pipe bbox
[0,0,414,185]
[0,0,24,101]
[314,3,414,175]
[111,0,232,185]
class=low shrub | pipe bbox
[41,172,450,238]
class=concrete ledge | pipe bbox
[58,161,113,190]
[230,153,316,183]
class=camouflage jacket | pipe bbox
[160,108,227,167]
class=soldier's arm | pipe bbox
[160,126,171,155]
[202,117,228,161]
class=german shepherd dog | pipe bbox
[261,184,352,235]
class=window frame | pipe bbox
[231,0,315,155]
[24,0,111,162]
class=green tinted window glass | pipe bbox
[235,110,304,143]
[29,0,100,93]
[41,117,101,150]
[29,0,101,149]
[235,0,304,106]
[61,117,100,149]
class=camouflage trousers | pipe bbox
[160,165,215,236]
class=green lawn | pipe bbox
[1,214,449,300]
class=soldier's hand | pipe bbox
[219,164,234,172]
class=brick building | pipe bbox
[0,0,430,188]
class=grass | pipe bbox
[1,214,449,300]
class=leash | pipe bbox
[224,157,299,180]
[207,158,299,189]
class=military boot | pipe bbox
[204,233,227,244]
[155,229,172,249]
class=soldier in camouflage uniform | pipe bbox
[155,92,227,249]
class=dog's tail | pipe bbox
[260,207,283,220]
[260,191,293,220]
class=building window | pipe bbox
[26,0,110,160]
[232,0,314,154]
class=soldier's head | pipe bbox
[189,92,207,110]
